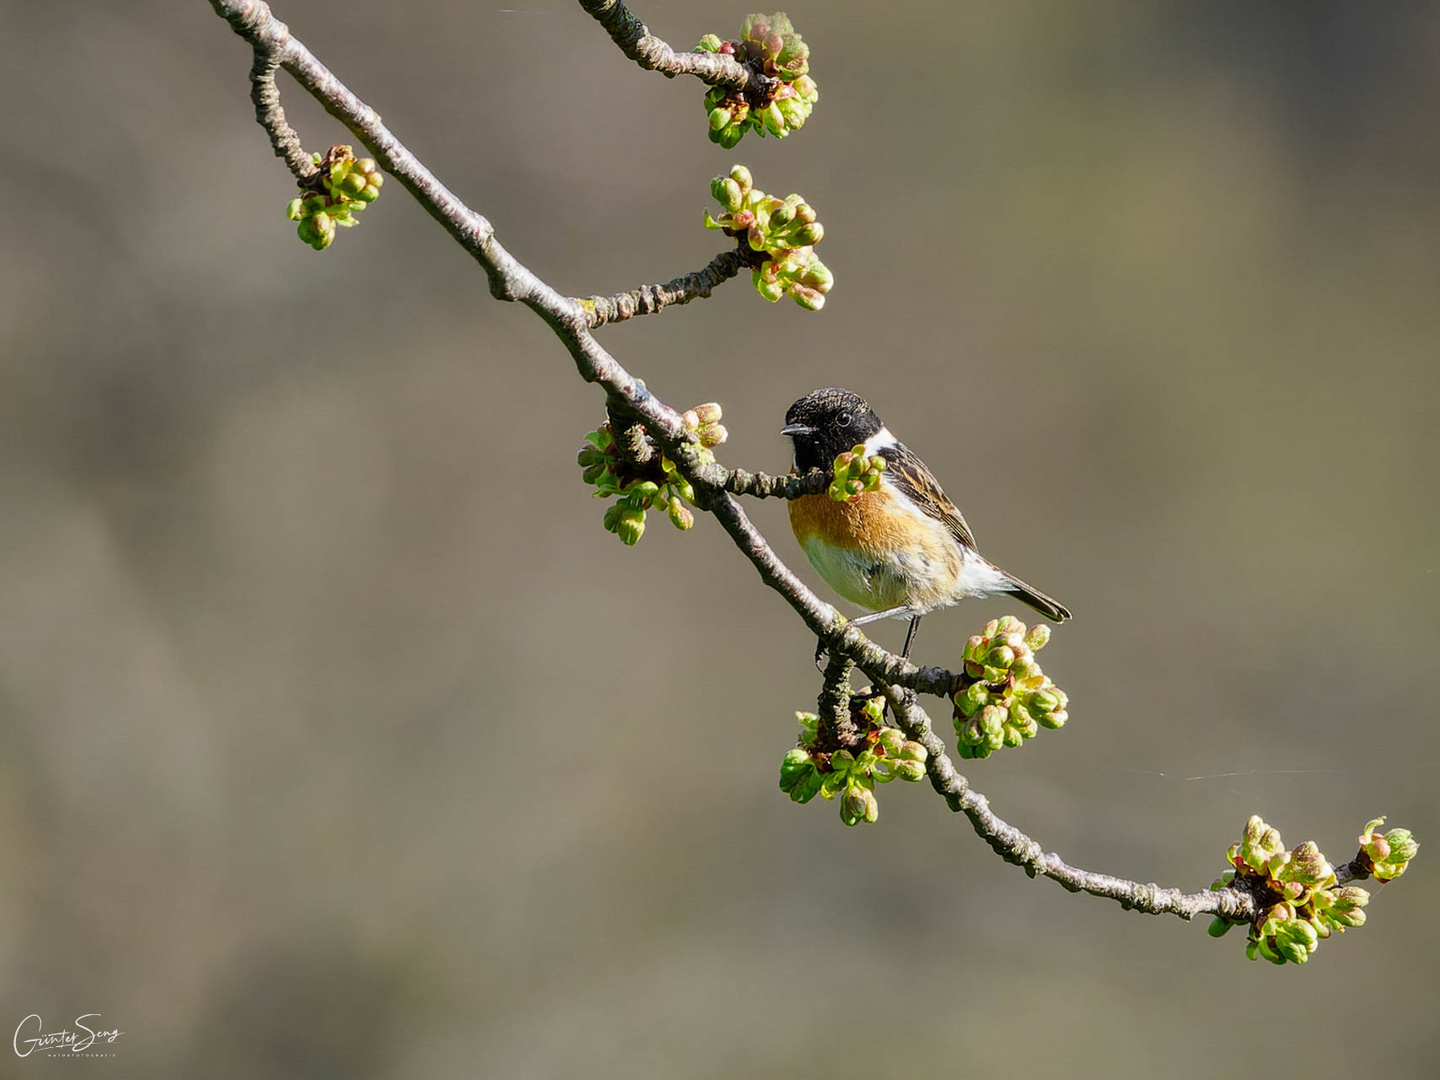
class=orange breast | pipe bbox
[788,486,916,555]
[788,486,964,611]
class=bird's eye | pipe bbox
[836,411,852,427]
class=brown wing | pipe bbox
[878,443,978,550]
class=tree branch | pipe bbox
[204,0,1402,941]
[721,467,829,500]
[580,248,750,328]
[880,686,1260,922]
[248,44,316,181]
[577,0,779,98]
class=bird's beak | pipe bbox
[779,423,815,437]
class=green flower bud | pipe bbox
[729,164,752,192]
[696,33,724,52]
[1024,624,1051,650]
[800,260,833,291]
[894,760,926,782]
[285,197,305,221]
[699,423,727,448]
[1361,820,1418,882]
[1320,886,1369,928]
[792,222,823,246]
[760,102,786,137]
[668,502,695,531]
[987,645,1016,669]
[1240,816,1285,872]
[1208,917,1234,937]
[777,37,808,73]
[978,705,1006,736]
[615,506,645,546]
[840,783,879,826]
[956,682,988,717]
[1277,841,1334,889]
[1275,938,1309,965]
[753,274,784,303]
[776,95,809,128]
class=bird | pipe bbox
[781,387,1071,659]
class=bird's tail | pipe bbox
[997,568,1072,623]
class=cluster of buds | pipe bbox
[284,146,384,250]
[780,694,928,826]
[706,165,833,310]
[1208,815,1417,965]
[951,617,1066,759]
[696,13,818,147]
[679,403,728,465]
[1357,816,1419,882]
[827,445,886,502]
[575,405,727,544]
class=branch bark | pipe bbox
[581,249,751,328]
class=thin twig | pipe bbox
[816,651,856,738]
[881,685,1260,922]
[581,249,750,328]
[249,44,314,181]
[721,467,830,500]
[577,0,779,98]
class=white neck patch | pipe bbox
[863,427,898,453]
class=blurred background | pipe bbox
[2,0,1437,1075]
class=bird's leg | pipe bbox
[900,615,922,660]
[849,604,920,628]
